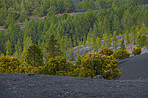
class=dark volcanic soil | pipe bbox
[0,73,148,98]
[0,53,148,98]
[118,53,148,80]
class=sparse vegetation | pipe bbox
[113,50,130,59]
[99,48,113,56]
[132,48,141,56]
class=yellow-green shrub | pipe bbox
[21,66,44,74]
[0,56,44,74]
[79,52,121,80]
[132,48,141,56]
[113,50,130,59]
[0,56,21,73]
[99,48,113,56]
[44,56,75,76]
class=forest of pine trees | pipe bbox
[0,0,148,59]
[0,0,148,79]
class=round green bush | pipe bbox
[99,48,113,56]
[132,48,141,56]
[0,56,21,73]
[113,50,130,59]
[43,56,75,76]
[79,52,121,80]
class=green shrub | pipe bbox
[113,50,130,59]
[75,53,85,65]
[43,56,75,76]
[0,56,21,73]
[99,48,113,56]
[132,48,141,56]
[0,56,44,74]
[79,52,121,80]
[21,66,44,74]
[55,71,67,76]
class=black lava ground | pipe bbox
[0,53,148,98]
[118,53,148,80]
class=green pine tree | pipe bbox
[69,47,75,61]
[113,31,118,51]
[60,37,66,57]
[25,44,43,67]
[131,24,138,45]
[21,47,27,63]
[124,29,130,45]
[23,36,32,50]
[120,39,126,50]
[6,39,12,56]
[14,39,22,58]
[46,34,61,59]
[97,37,102,49]
[122,10,132,30]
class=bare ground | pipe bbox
[0,73,148,98]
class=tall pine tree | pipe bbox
[46,34,61,59]
[26,44,43,67]
[113,31,118,51]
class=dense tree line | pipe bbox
[0,0,148,61]
[0,0,147,26]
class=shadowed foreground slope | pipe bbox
[118,53,148,80]
[0,73,148,98]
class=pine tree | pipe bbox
[97,37,102,49]
[83,36,86,46]
[106,33,112,48]
[122,10,132,30]
[26,44,43,67]
[139,22,147,36]
[69,47,75,61]
[102,33,111,48]
[124,29,130,45]
[64,34,69,50]
[136,35,147,48]
[131,24,138,45]
[91,32,98,52]
[56,32,61,43]
[0,8,7,26]
[0,31,5,54]
[86,29,92,46]
[136,23,147,48]
[93,24,98,37]
[103,16,110,33]
[46,34,61,59]
[19,8,29,22]
[113,31,118,51]
[112,0,118,10]
[113,15,120,32]
[5,13,15,27]
[21,47,27,63]
[102,34,107,48]
[77,45,81,56]
[41,40,47,58]
[6,39,12,55]
[14,39,22,58]
[60,37,66,57]
[120,39,126,50]
[68,37,73,49]
[23,36,32,50]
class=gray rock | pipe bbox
[93,75,104,79]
